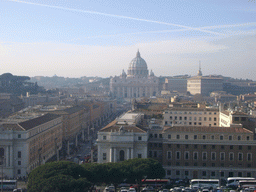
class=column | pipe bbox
[131,148,134,158]
[67,141,70,156]
[123,87,125,98]
[114,148,117,162]
[6,146,9,167]
[126,149,130,160]
[82,130,85,141]
[10,145,13,167]
[98,146,101,163]
[110,148,113,162]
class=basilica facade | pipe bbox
[110,51,159,99]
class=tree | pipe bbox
[123,158,165,192]
[27,161,91,192]
[103,163,126,192]
[82,163,107,191]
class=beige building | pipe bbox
[163,107,219,127]
[110,51,159,99]
[187,68,223,96]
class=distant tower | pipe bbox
[197,60,202,76]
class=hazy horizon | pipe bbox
[1,0,255,80]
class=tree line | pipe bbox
[27,158,166,192]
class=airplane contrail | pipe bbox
[7,0,225,36]
[69,22,255,41]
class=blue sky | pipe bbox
[0,0,255,80]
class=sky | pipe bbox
[0,0,256,80]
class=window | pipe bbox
[154,151,157,157]
[248,146,251,150]
[185,135,188,139]
[176,170,180,176]
[230,145,233,149]
[149,151,152,157]
[18,134,21,138]
[138,154,142,158]
[209,117,212,121]
[203,135,206,140]
[247,153,252,161]
[17,169,21,174]
[211,171,215,176]
[168,144,171,148]
[211,135,214,140]
[194,145,198,149]
[154,134,157,138]
[103,153,107,160]
[238,136,241,140]
[247,136,250,140]
[170,116,172,120]
[176,135,180,139]
[238,153,243,161]
[220,152,225,161]
[229,136,233,140]
[167,170,171,175]
[202,171,206,176]
[194,135,197,140]
[203,145,206,149]
[168,134,171,139]
[193,152,198,160]
[176,151,180,160]
[214,117,217,121]
[103,135,107,140]
[138,136,142,140]
[159,143,162,148]
[177,144,180,148]
[229,153,234,161]
[220,135,223,140]
[18,161,21,165]
[212,145,215,149]
[185,151,189,160]
[204,117,207,121]
[199,117,202,121]
[202,152,207,161]
[211,152,216,160]
[239,146,242,150]
[18,151,21,158]
[221,145,225,149]
[167,151,172,160]
[185,171,189,176]
[179,117,182,120]
[184,117,187,120]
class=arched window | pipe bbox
[120,150,125,161]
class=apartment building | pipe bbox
[163,107,219,127]
[148,126,256,179]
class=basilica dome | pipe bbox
[127,50,149,77]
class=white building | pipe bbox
[0,113,62,178]
[97,111,148,163]
[110,51,159,99]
